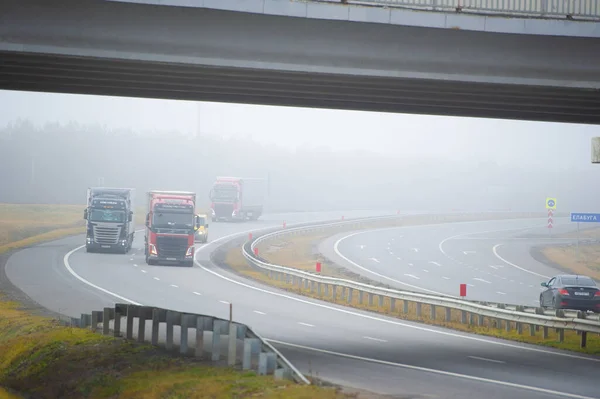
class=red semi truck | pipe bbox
[144,190,198,267]
[209,176,266,222]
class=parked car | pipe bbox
[540,274,600,313]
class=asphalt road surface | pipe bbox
[5,213,600,399]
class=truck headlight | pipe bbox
[186,246,194,257]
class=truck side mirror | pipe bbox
[83,209,88,220]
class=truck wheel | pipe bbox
[86,246,93,253]
[183,260,194,267]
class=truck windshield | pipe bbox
[89,209,126,223]
[211,186,238,202]
[153,212,194,228]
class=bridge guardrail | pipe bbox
[243,215,600,348]
[63,303,310,384]
[327,0,599,19]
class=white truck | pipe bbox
[84,187,135,253]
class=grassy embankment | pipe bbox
[0,204,374,398]
[224,212,599,354]
[541,227,600,281]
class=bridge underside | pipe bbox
[1,51,599,124]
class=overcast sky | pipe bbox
[2,89,599,170]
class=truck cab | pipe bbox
[194,214,209,243]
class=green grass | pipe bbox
[0,298,365,399]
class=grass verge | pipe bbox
[540,227,600,281]
[0,298,380,399]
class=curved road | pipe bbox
[5,213,600,399]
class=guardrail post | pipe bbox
[126,305,137,340]
[243,338,260,370]
[151,308,162,346]
[228,323,238,366]
[358,291,364,305]
[181,314,193,355]
[478,315,484,326]
[113,307,122,337]
[103,307,112,335]
[505,320,511,332]
[368,293,374,306]
[416,303,422,318]
[557,328,564,342]
[332,285,337,301]
[390,298,396,312]
[543,326,549,339]
[378,295,384,307]
[274,367,292,380]
[461,310,467,324]
[529,324,536,336]
[430,305,436,320]
[445,307,451,322]
[341,287,346,300]
[166,310,177,351]
[91,311,101,332]
[137,307,147,343]
[580,331,587,348]
[212,320,223,361]
[195,316,208,357]
[516,322,523,335]
[303,279,308,290]
[469,313,475,325]
[403,300,409,314]
[258,353,268,375]
[266,352,276,374]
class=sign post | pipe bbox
[570,213,600,260]
[546,197,557,234]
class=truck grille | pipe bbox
[214,203,233,217]
[156,236,188,258]
[93,226,121,244]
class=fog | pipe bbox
[1,89,599,213]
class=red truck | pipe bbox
[144,190,198,267]
[209,176,266,222]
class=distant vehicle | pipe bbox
[209,176,266,222]
[84,187,135,254]
[194,213,209,243]
[144,190,199,267]
[540,274,600,313]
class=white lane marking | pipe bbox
[496,291,506,295]
[404,274,420,280]
[133,264,138,267]
[197,233,600,363]
[438,222,546,264]
[490,265,499,270]
[429,261,441,266]
[193,291,202,296]
[129,258,134,261]
[63,245,142,305]
[411,248,419,252]
[396,257,402,261]
[141,270,147,273]
[219,300,230,305]
[153,277,160,281]
[389,251,394,255]
[493,244,550,279]
[407,263,414,266]
[267,340,598,399]
[473,278,491,284]
[333,233,446,296]
[253,310,266,315]
[467,284,475,287]
[463,250,476,255]
[423,269,429,273]
[442,276,451,280]
[468,356,506,364]
[298,322,315,327]
[170,284,179,288]
[363,336,387,343]
[528,285,533,288]
[369,257,380,263]
[359,245,366,250]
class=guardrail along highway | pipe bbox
[4,212,600,399]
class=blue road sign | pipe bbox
[570,213,600,223]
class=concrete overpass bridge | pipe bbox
[1,0,599,124]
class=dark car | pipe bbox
[540,274,600,313]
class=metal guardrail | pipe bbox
[63,303,310,384]
[328,0,600,19]
[244,216,600,348]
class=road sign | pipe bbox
[570,213,600,223]
[546,197,557,210]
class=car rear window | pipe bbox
[561,277,597,287]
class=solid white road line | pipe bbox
[298,322,315,327]
[267,339,597,399]
[473,278,491,284]
[141,270,147,273]
[253,310,266,315]
[493,244,550,279]
[170,284,178,288]
[369,258,380,263]
[468,356,506,364]
[363,336,387,343]
[153,277,160,281]
[193,291,202,296]
[219,300,230,305]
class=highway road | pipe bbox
[324,217,585,305]
[4,213,600,399]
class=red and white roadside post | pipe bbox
[460,283,467,298]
